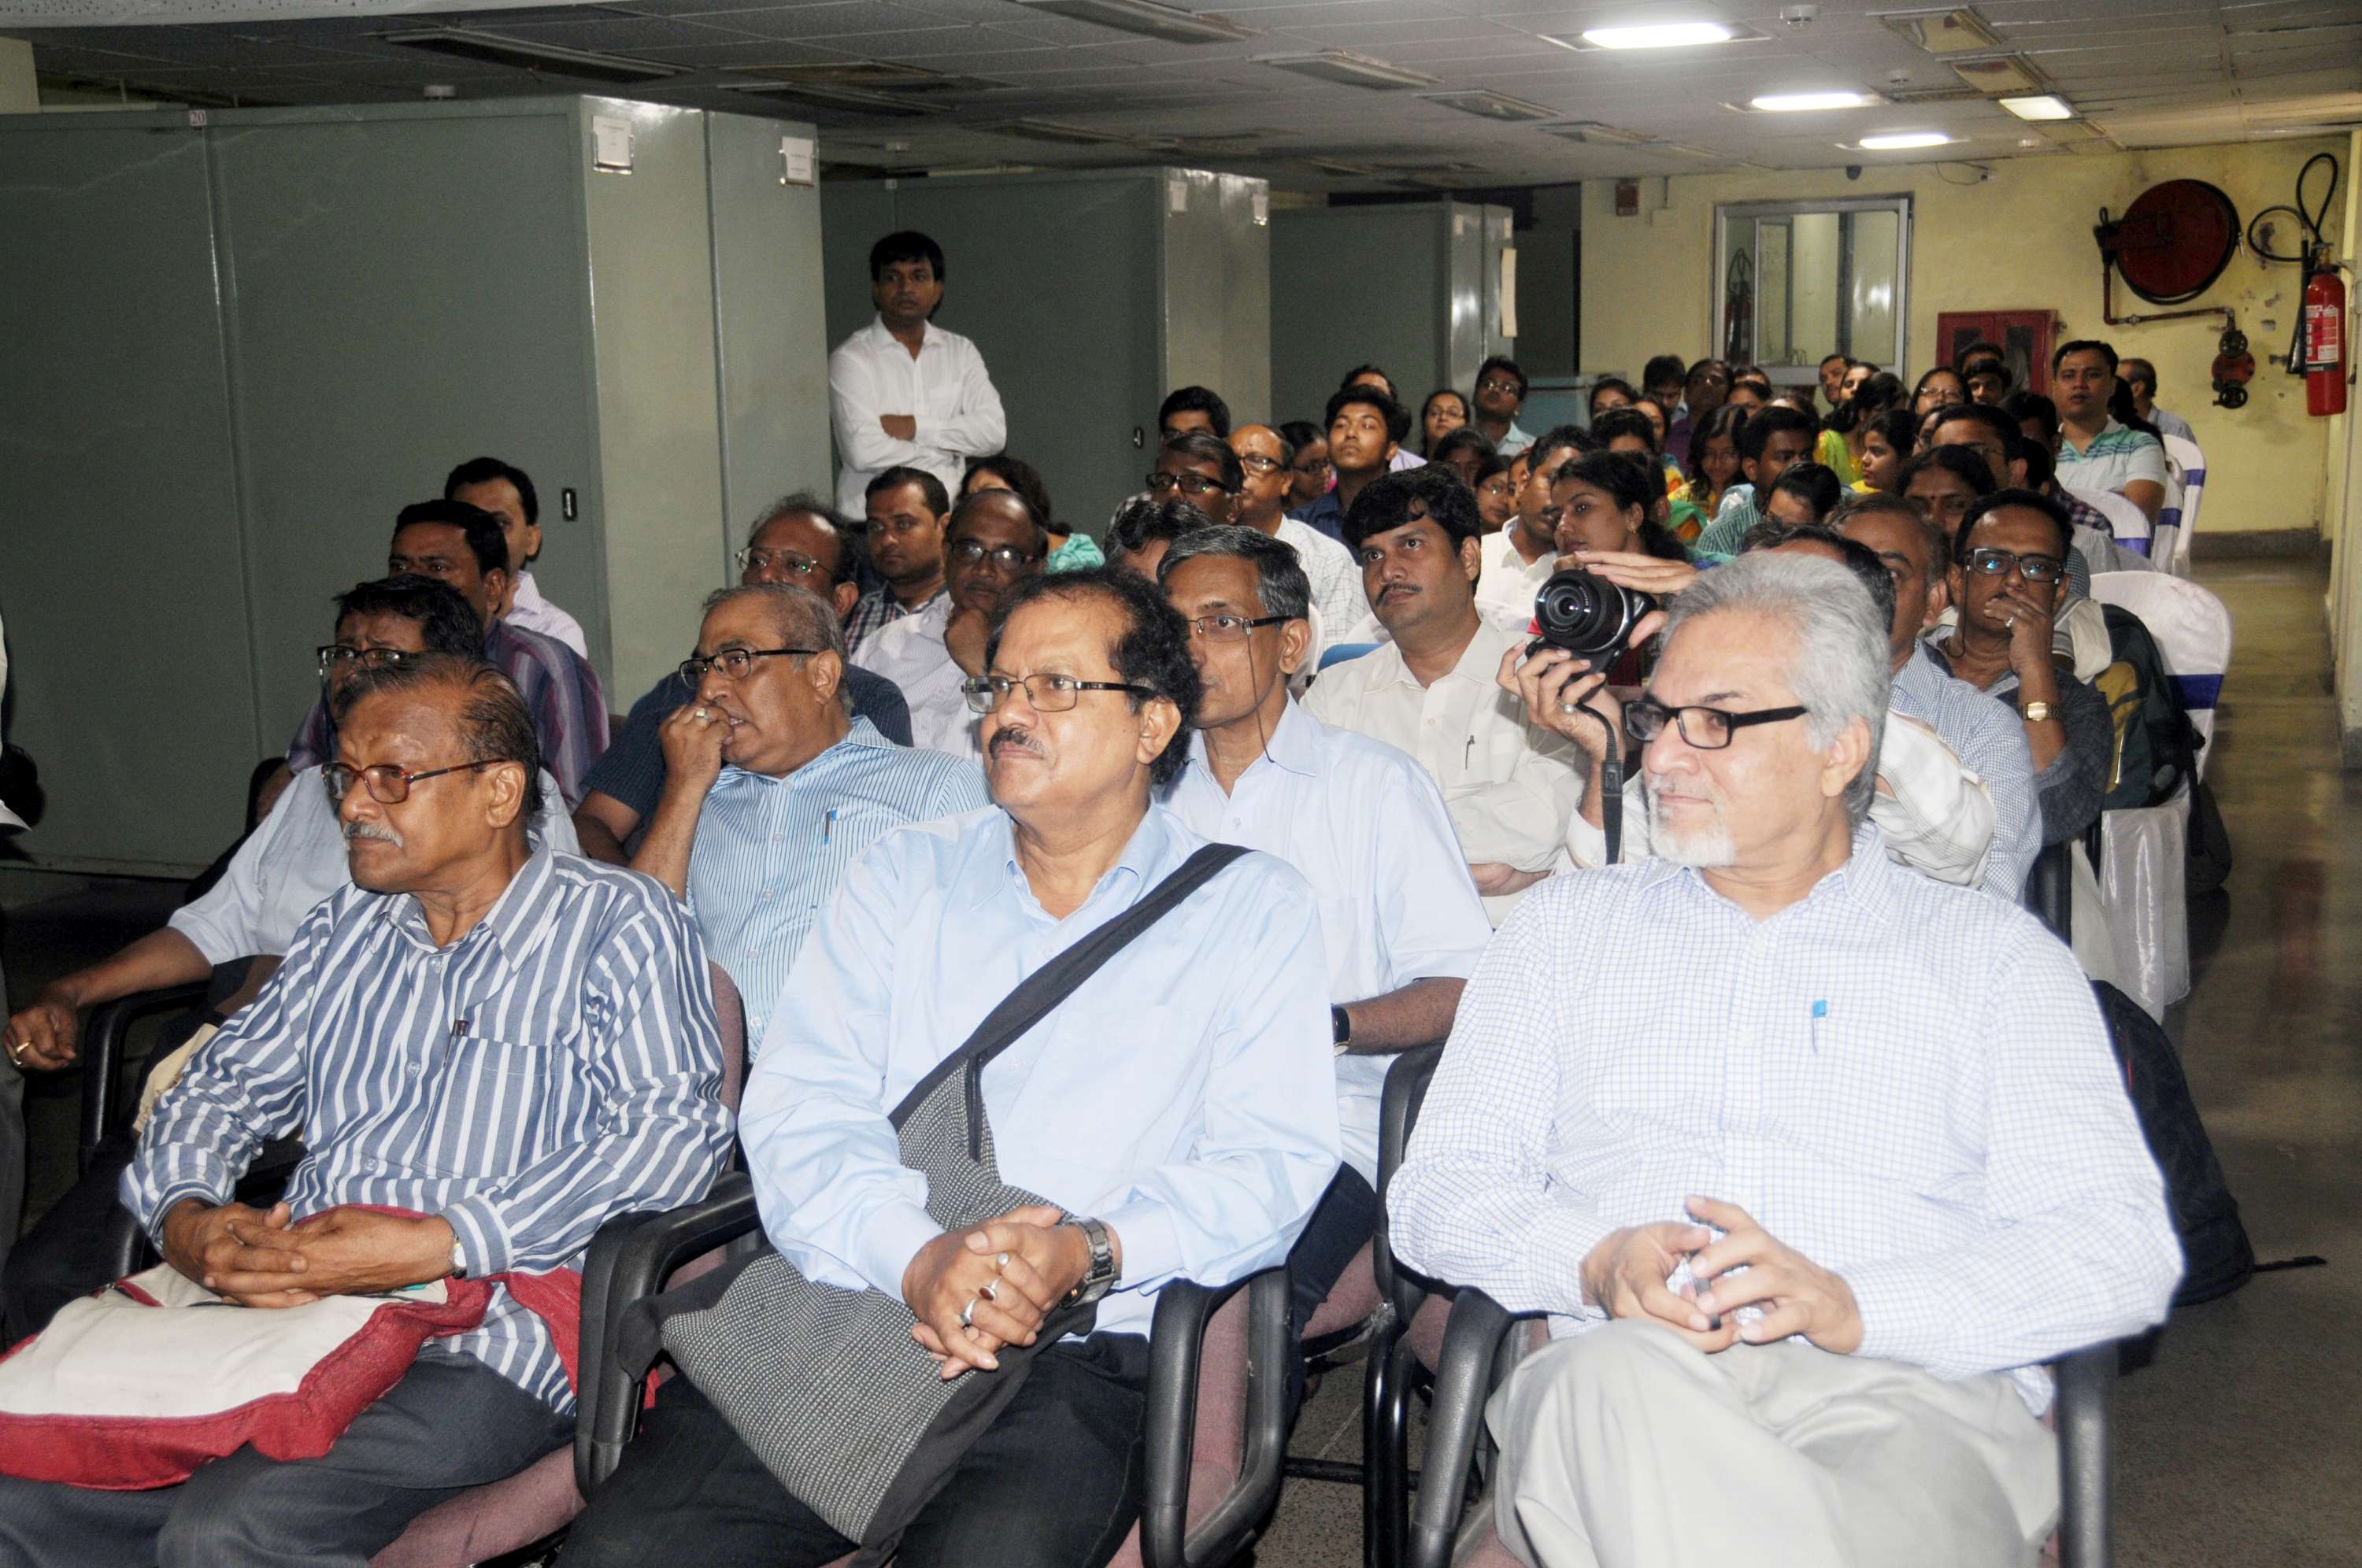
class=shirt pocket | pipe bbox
[1009,1006,1210,1185]
[414,1035,560,1181]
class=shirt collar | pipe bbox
[711,716,893,791]
[383,842,559,965]
[1639,819,1899,924]
[868,314,939,352]
[956,802,1167,914]
[1181,693,1323,788]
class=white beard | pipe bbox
[1646,776,1737,867]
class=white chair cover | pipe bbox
[2064,486,2155,559]
[2157,434,2206,579]
[2089,572,2232,770]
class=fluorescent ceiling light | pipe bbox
[1579,21,1733,49]
[1877,9,2003,56]
[1420,89,1555,123]
[717,81,946,115]
[1011,0,1257,44]
[1857,131,1955,150]
[1749,91,1879,112]
[1540,120,1656,146]
[1257,50,1437,89]
[379,29,676,84]
[2000,94,2075,120]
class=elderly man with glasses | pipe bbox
[0,655,731,1564]
[1393,551,2179,1568]
[627,583,986,1045]
[854,488,1046,760]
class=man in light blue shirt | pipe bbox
[566,566,1339,1568]
[623,582,986,1043]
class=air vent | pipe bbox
[742,61,1000,92]
[1876,8,2003,55]
[983,118,1140,144]
[1256,51,1437,89]
[717,82,949,116]
[1419,90,1554,123]
[1952,55,2045,95]
[379,29,677,85]
[1540,120,1657,146]
[1883,83,1983,104]
[1011,0,1257,43]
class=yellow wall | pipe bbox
[1581,137,2348,535]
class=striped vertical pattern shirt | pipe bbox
[1690,482,1761,560]
[1889,642,2041,901]
[124,849,735,1413]
[687,719,990,1045]
[842,585,943,653]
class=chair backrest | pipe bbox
[2089,573,2232,775]
[2160,433,2205,575]
[2064,485,2153,553]
[708,961,748,1115]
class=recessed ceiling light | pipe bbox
[1540,120,1657,146]
[1877,8,2003,56]
[2000,94,2075,120]
[1010,0,1257,44]
[1257,50,1438,89]
[1857,131,1955,150]
[1420,89,1555,123]
[1749,91,1879,112]
[1579,21,1734,49]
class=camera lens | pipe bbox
[1533,569,1656,660]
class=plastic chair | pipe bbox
[2157,434,2206,578]
[2064,485,2154,558]
[2090,573,2231,770]
[76,982,212,1174]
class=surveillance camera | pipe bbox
[1779,4,1816,28]
[1845,164,1863,181]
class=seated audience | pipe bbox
[1420,387,1470,456]
[273,501,606,813]
[1641,353,1688,419]
[1901,445,1997,542]
[1472,454,1518,533]
[1691,404,1818,559]
[1298,384,1409,544]
[853,489,1046,760]
[1308,470,1586,923]
[1281,420,1331,509]
[1722,371,1771,417]
[1762,461,1844,531]
[2005,389,2061,453]
[1590,406,1694,524]
[1471,355,1535,457]
[1230,423,1367,647]
[0,656,733,1562]
[573,497,913,867]
[1858,405,1919,494]
[1105,494,1213,581]
[1551,452,1691,570]
[1961,342,2014,405]
[1145,430,1243,525]
[1817,352,1853,409]
[846,465,952,652]
[1675,403,1746,518]
[1629,394,1675,456]
[1429,424,1498,492]
[2015,435,2153,577]
[2120,356,2196,445]
[1927,401,2027,493]
[628,584,986,1044]
[1157,528,1489,1332]
[2053,339,2169,522]
[1912,364,1969,416]
[564,568,1340,1568]
[1664,357,1730,460]
[1342,364,1397,400]
[1347,364,1428,476]
[1586,377,1638,419]
[965,453,1098,573]
[1157,383,1230,440]
[446,456,587,660]
[1475,425,1597,631]
[1395,549,2178,1568]
[1818,372,1904,487]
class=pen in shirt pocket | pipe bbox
[1810,999,1827,1053]
[823,807,839,844]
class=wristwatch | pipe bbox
[2022,701,2057,723]
[1331,1004,1353,1051]
[1061,1216,1118,1307]
[450,1237,468,1280]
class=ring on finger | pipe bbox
[979,1279,998,1304]
[995,1252,1009,1271]
[959,1298,976,1329]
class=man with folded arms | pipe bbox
[1392,552,2179,1568]
[565,568,1338,1568]
[0,656,731,1564]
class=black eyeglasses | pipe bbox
[1960,546,2064,584]
[735,546,826,579]
[317,645,418,676]
[322,759,509,806]
[1146,471,1233,497]
[1624,697,1809,751]
[1186,613,1289,642]
[949,539,1041,571]
[962,673,1152,715]
[679,647,820,684]
[1235,454,1283,475]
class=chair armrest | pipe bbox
[578,1172,762,1493]
[78,982,212,1172]
[101,1202,156,1280]
[1373,1043,1445,1317]
[1138,1266,1292,1568]
[1408,1288,1536,1568]
[2053,1340,2117,1568]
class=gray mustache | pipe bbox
[343,820,402,845]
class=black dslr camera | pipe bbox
[1531,568,1658,664]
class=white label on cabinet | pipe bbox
[592,115,634,174]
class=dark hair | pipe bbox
[1834,490,1948,585]
[394,499,508,579]
[1756,526,1897,631]
[1159,430,1245,494]
[864,464,951,519]
[1553,449,1658,514]
[1901,445,1997,499]
[1868,405,1920,463]
[1589,406,1660,454]
[1107,495,1213,562]
[2107,379,2164,441]
[1686,402,1747,483]
[1341,465,1482,552]
[1963,355,2015,393]
[1586,376,1638,413]
[964,454,1056,530]
[1831,371,1906,434]
[1159,385,1231,438]
[1913,365,1968,403]
[748,492,854,584]
[1956,486,2073,563]
[1820,353,1853,371]
[1344,364,1398,401]
[1927,401,2020,452]
[442,457,537,527]
[949,486,1050,556]
[2119,357,2159,398]
[1475,354,1527,401]
[334,653,544,823]
[1326,385,1411,446]
[1686,357,1729,385]
[1157,523,1312,623]
[332,574,481,657]
[1428,426,1497,472]
[2003,390,2060,444]
[1957,339,2006,371]
[1642,354,1687,390]
[2053,338,2119,375]
[1730,368,1774,395]
[1770,462,1844,523]
[1417,387,1468,453]
[1527,421,1601,479]
[869,230,944,282]
[2010,432,2058,493]
[1279,420,1323,457]
[1734,403,1816,461]
[1472,453,1512,490]
[983,567,1201,788]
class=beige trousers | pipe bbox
[1487,1321,2057,1568]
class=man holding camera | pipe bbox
[1305,470,1584,923]
[1394,550,2179,1568]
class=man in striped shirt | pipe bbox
[629,583,987,1044]
[0,656,731,1563]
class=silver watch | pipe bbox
[1061,1216,1117,1307]
[450,1237,468,1280]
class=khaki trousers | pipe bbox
[1487,1321,2057,1568]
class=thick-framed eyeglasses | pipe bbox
[962,673,1152,715]
[679,646,819,684]
[1476,375,1523,395]
[1145,471,1233,497]
[948,539,1040,571]
[1235,453,1283,475]
[1623,697,1808,751]
[1186,613,1289,642]
[1293,456,1333,477]
[317,645,418,676]
[1960,546,2064,583]
[734,546,825,579]
[322,759,509,806]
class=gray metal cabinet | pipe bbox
[821,166,1270,535]
[0,97,827,875]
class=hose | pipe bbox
[2245,151,2340,264]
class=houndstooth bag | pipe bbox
[653,844,1246,1564]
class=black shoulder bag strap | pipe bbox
[888,842,1250,1154]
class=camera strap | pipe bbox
[1600,723,1624,867]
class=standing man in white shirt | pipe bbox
[830,231,1006,523]
[1157,526,1491,1335]
[446,456,589,660]
[1307,468,1584,923]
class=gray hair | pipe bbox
[334,653,544,823]
[702,582,853,716]
[745,492,853,585]
[1658,551,1890,823]
[1153,523,1312,623]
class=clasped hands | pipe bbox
[1580,1196,1863,1355]
[160,1199,457,1310]
[901,1204,1095,1382]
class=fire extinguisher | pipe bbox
[2304,257,2347,417]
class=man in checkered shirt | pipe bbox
[1390,550,2180,1568]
